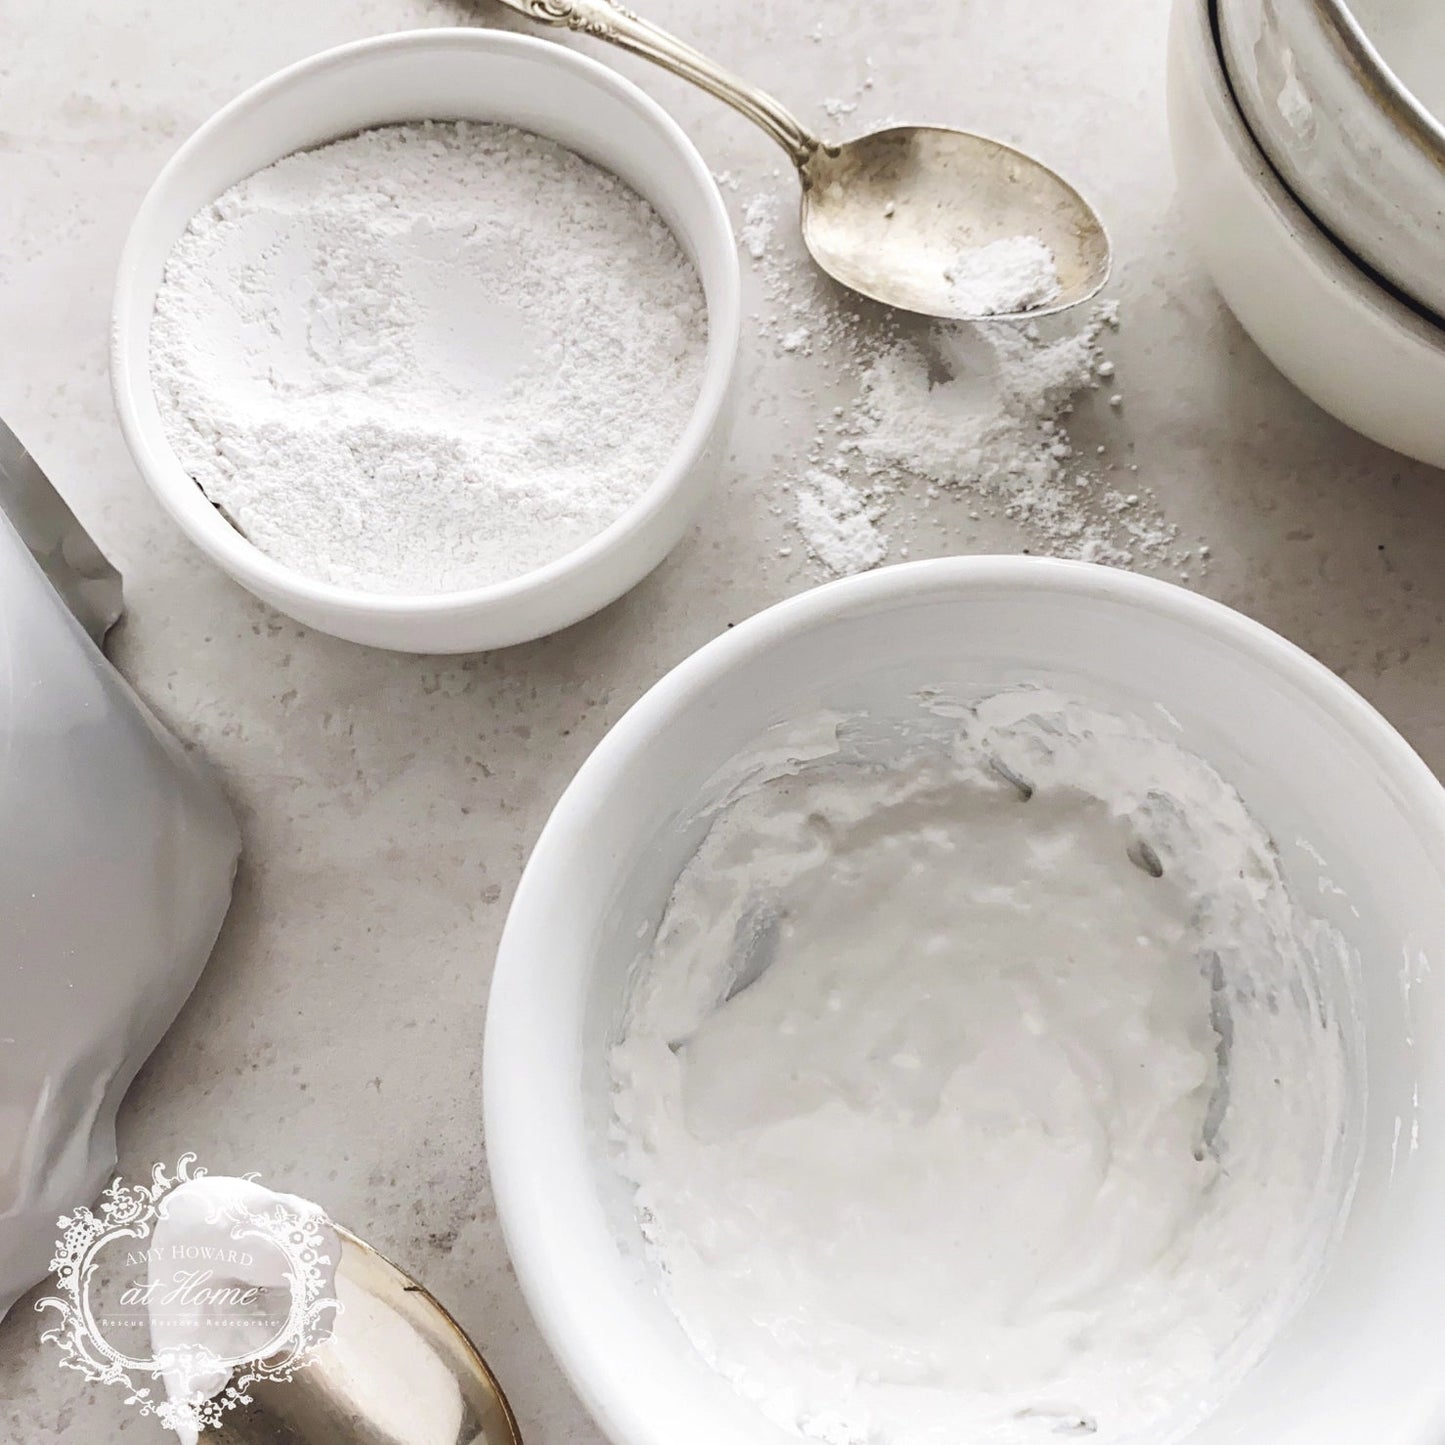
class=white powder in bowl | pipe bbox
[149,121,708,595]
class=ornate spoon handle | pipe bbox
[494,0,821,167]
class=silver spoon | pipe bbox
[496,0,1110,321]
[211,1225,520,1445]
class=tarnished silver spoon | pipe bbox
[211,1226,520,1445]
[495,0,1110,321]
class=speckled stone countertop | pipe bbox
[3,0,1443,1439]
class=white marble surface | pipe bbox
[3,0,1444,1439]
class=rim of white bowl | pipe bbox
[1313,0,1445,163]
[111,27,741,617]
[484,555,1445,1445]
[1201,0,1445,342]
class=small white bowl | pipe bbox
[485,556,1445,1445]
[1167,0,1445,469]
[112,29,740,653]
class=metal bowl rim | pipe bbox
[1307,0,1445,162]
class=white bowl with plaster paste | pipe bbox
[1167,0,1445,470]
[112,29,740,654]
[486,556,1445,1445]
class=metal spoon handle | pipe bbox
[497,0,821,167]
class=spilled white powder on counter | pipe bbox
[790,308,1182,575]
[732,178,1196,578]
[740,193,778,262]
[944,235,1061,316]
[150,122,707,595]
[611,692,1357,1445]
[793,468,885,573]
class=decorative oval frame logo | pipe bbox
[37,1156,339,1434]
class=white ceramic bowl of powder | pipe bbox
[112,29,739,653]
[486,557,1445,1445]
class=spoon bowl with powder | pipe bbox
[500,0,1110,320]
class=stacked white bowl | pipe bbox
[1219,0,1445,320]
[1167,0,1445,468]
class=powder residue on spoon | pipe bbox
[610,692,1356,1445]
[944,234,1062,316]
[149,121,707,595]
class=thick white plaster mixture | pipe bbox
[610,692,1355,1445]
[150,122,706,594]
